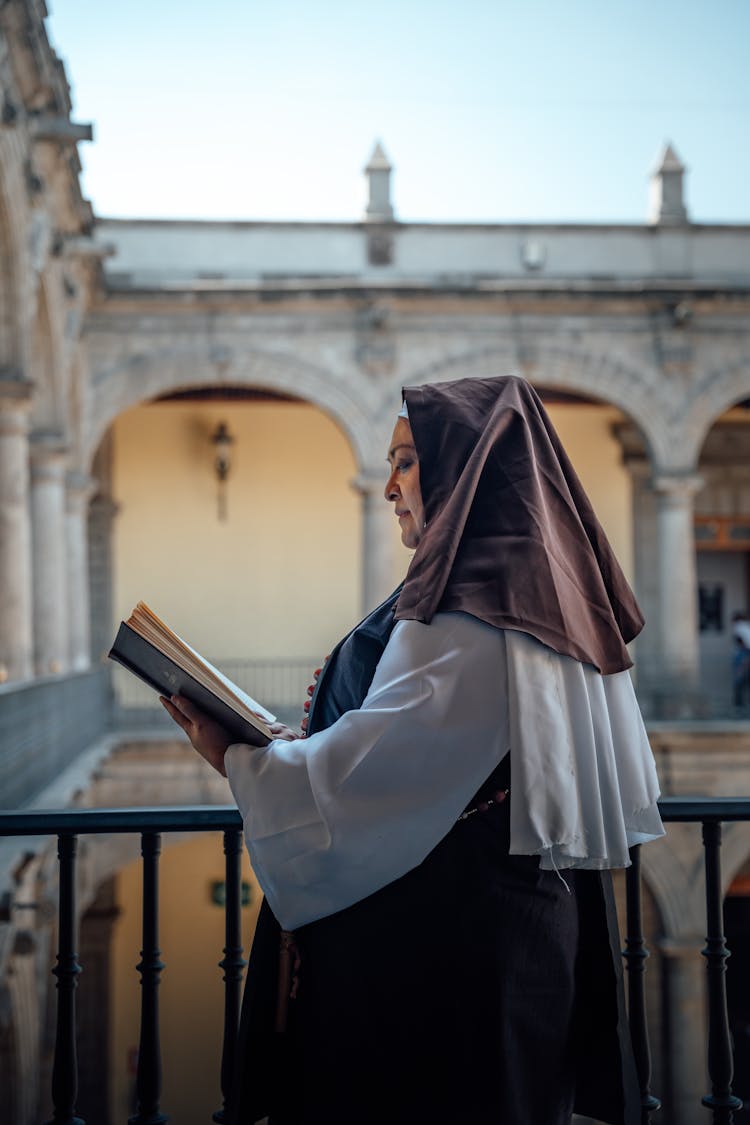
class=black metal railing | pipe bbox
[0,798,748,1124]
[0,807,244,1125]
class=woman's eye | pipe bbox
[396,460,413,473]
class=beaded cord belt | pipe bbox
[458,787,509,822]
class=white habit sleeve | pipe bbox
[225,612,510,930]
[226,615,664,931]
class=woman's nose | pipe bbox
[384,471,399,502]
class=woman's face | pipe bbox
[384,417,425,549]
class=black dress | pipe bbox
[229,592,640,1125]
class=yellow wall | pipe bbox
[545,403,633,581]
[113,400,361,660]
[110,833,262,1123]
[111,399,633,665]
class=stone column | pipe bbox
[66,471,96,671]
[29,432,69,676]
[0,376,34,682]
[652,473,703,712]
[352,472,398,613]
[659,938,707,1125]
[619,457,657,689]
[88,430,119,665]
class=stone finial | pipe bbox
[649,142,689,225]
[364,141,394,222]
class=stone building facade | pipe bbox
[1,2,750,1122]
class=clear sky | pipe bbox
[45,0,749,225]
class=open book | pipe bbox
[108,602,274,744]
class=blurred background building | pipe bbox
[1,2,749,1123]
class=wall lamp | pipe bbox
[211,420,234,520]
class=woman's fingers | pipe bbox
[169,694,201,723]
[267,721,301,741]
[160,695,191,730]
[160,694,231,777]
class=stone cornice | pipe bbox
[29,116,93,145]
[95,279,750,305]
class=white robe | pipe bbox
[226,612,664,931]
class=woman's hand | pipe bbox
[160,695,239,776]
[161,696,301,775]
[266,721,302,742]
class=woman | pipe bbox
[163,375,664,1125]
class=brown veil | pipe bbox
[394,375,643,674]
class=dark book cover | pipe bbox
[109,621,270,745]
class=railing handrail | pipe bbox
[658,796,750,820]
[1,796,749,838]
[0,805,242,836]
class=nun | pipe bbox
[163,374,664,1125]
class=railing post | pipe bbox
[623,845,660,1123]
[701,820,743,1124]
[129,831,168,1125]
[213,829,247,1122]
[45,833,85,1125]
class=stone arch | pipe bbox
[679,357,750,468]
[640,825,708,940]
[84,345,378,474]
[398,340,664,465]
[639,822,750,940]
[25,801,247,951]
[75,829,226,916]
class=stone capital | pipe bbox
[0,406,32,439]
[651,472,704,500]
[65,470,97,511]
[0,370,34,409]
[621,456,651,482]
[30,431,69,481]
[66,469,97,496]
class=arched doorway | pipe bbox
[694,397,750,713]
[92,384,382,726]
